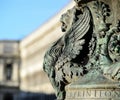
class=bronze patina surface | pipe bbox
[43,0,120,99]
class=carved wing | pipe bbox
[56,7,91,69]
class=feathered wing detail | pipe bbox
[43,6,92,100]
[55,7,91,69]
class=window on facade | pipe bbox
[5,63,13,80]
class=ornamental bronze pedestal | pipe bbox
[43,0,120,100]
[65,70,120,100]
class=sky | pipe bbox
[0,0,70,40]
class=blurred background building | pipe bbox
[0,1,74,100]
[0,41,20,100]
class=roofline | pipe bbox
[0,40,20,43]
[20,1,74,46]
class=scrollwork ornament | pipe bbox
[43,0,120,100]
[43,1,93,99]
[108,32,120,62]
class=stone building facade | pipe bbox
[0,1,74,100]
[19,1,74,98]
[0,41,20,100]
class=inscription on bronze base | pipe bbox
[66,89,120,100]
[65,71,120,100]
[43,0,120,99]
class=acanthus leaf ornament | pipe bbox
[43,0,120,99]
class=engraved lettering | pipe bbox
[78,90,85,97]
[86,90,92,97]
[105,91,112,97]
[99,90,102,97]
[94,90,97,97]
[66,89,120,99]
[83,90,85,97]
[113,91,120,97]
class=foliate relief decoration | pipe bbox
[43,0,120,100]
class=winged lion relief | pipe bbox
[43,0,120,99]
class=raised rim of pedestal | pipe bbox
[65,70,120,90]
